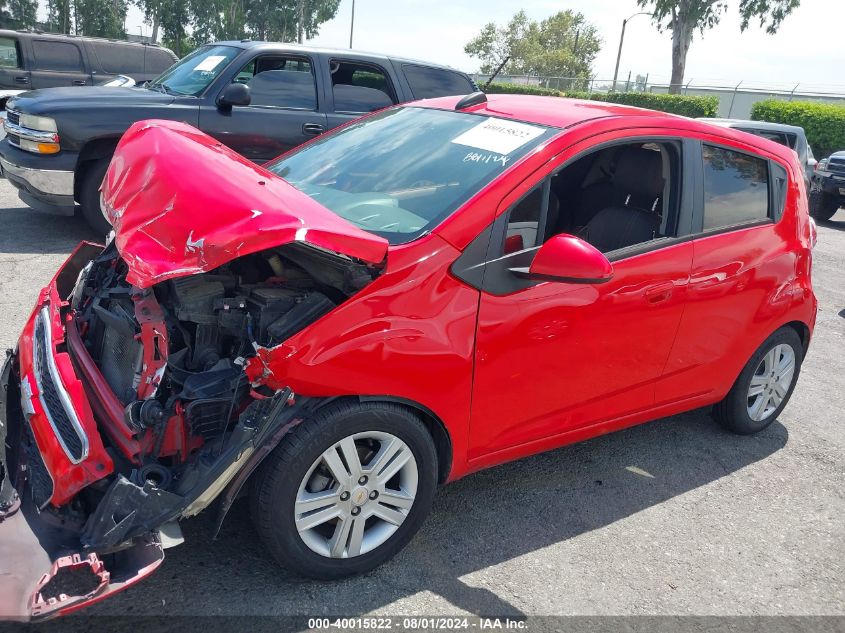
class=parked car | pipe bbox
[0,41,477,234]
[808,150,845,221]
[0,30,176,94]
[699,118,816,185]
[0,94,816,620]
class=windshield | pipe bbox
[266,107,556,244]
[149,45,240,96]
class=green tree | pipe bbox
[75,0,128,37]
[46,0,73,32]
[637,0,801,93]
[464,10,601,83]
[6,0,38,27]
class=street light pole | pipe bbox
[612,12,651,92]
[349,0,355,48]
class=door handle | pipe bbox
[72,80,87,86]
[302,123,324,135]
[13,76,28,84]
[644,282,675,304]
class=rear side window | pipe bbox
[32,40,84,72]
[146,47,177,74]
[0,37,20,68]
[330,60,396,113]
[86,42,145,74]
[403,64,475,99]
[702,144,770,230]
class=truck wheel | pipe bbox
[78,158,113,236]
[250,401,438,579]
[808,189,840,222]
[712,327,804,435]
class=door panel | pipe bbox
[200,53,327,162]
[469,241,693,459]
[0,36,29,90]
[29,40,91,88]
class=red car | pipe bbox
[0,93,817,619]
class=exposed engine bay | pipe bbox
[47,240,378,551]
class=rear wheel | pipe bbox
[808,188,840,222]
[713,328,804,435]
[78,158,112,236]
[250,401,438,579]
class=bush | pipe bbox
[564,91,719,118]
[751,99,845,158]
[481,82,718,118]
[483,82,561,97]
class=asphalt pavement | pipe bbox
[0,182,841,624]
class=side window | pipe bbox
[233,56,317,110]
[330,60,396,113]
[146,48,177,74]
[0,37,20,68]
[702,144,769,231]
[86,42,145,74]
[505,186,545,254]
[403,64,475,99]
[32,40,84,72]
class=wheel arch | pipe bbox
[783,320,811,356]
[73,137,120,201]
[357,395,453,484]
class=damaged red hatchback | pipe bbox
[0,93,817,619]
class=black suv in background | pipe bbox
[0,30,177,92]
[809,150,845,221]
[0,41,476,233]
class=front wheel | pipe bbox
[250,401,438,579]
[713,327,804,435]
[78,158,113,236]
[808,188,840,222]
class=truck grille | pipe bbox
[33,308,88,463]
[827,158,845,175]
[98,319,141,405]
[5,109,19,126]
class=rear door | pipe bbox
[29,39,91,88]
[199,51,327,162]
[0,35,29,90]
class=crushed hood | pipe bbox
[102,119,389,288]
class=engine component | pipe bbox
[170,277,227,324]
[247,287,301,344]
[267,292,335,344]
[185,398,234,440]
[124,399,165,430]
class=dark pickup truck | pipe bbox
[809,150,845,221]
[0,41,477,233]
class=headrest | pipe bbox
[612,146,665,199]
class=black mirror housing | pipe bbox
[217,83,251,109]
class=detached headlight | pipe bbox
[18,113,58,132]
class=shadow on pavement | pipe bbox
[0,203,99,254]
[82,409,787,620]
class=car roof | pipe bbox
[0,29,167,48]
[212,40,468,74]
[411,94,800,165]
[699,118,806,136]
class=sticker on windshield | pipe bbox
[193,55,227,72]
[451,117,545,155]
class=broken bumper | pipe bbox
[0,350,165,621]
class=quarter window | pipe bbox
[403,64,475,99]
[234,56,317,110]
[32,40,84,72]
[702,145,769,230]
[0,37,20,68]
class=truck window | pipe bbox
[234,55,317,110]
[86,41,145,74]
[329,60,396,113]
[402,64,475,99]
[0,37,20,68]
[32,40,84,72]
[146,47,177,74]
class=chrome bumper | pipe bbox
[0,157,73,197]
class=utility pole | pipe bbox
[612,12,651,92]
[349,0,355,48]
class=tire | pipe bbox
[250,400,438,579]
[78,158,113,236]
[808,188,840,222]
[713,327,804,435]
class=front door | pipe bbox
[468,135,696,462]
[199,53,327,163]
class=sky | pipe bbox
[128,0,845,92]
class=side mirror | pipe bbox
[217,83,251,109]
[512,234,613,284]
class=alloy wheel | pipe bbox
[746,343,796,422]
